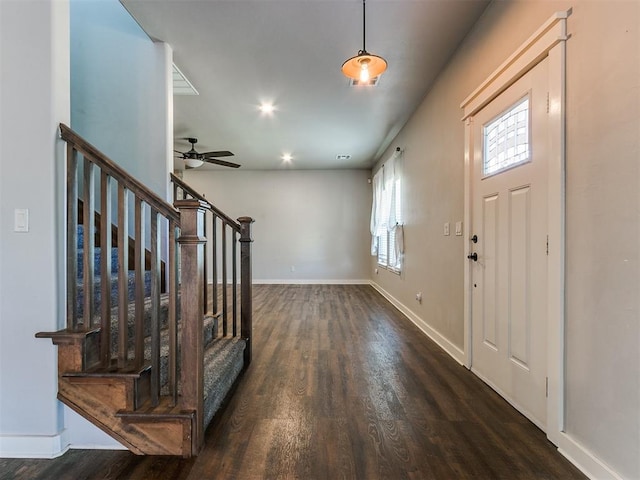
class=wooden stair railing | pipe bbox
[171,173,253,365]
[36,124,253,456]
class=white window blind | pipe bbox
[371,153,403,271]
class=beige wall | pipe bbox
[372,1,639,478]
[184,169,372,283]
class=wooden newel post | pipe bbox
[176,199,207,455]
[238,216,254,365]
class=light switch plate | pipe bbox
[14,208,29,232]
[455,221,463,236]
[444,222,450,236]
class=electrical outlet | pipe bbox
[290,265,295,272]
[444,222,450,236]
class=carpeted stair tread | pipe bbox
[106,292,174,353]
[140,314,219,389]
[121,335,245,431]
[114,311,220,397]
[109,304,215,357]
[77,246,119,277]
[77,225,245,431]
[202,337,246,428]
[76,270,152,316]
[77,224,88,249]
[76,224,152,315]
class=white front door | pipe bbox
[469,57,549,429]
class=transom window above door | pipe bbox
[483,96,530,176]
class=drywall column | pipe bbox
[70,0,173,199]
[0,0,70,457]
[155,41,174,201]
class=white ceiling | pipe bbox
[120,0,490,171]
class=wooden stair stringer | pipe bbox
[57,375,195,456]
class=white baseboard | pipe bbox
[0,430,70,458]
[370,281,465,365]
[369,282,624,479]
[253,279,371,285]
[69,443,127,451]
[558,433,623,480]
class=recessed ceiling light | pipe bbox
[259,103,275,114]
[282,153,293,162]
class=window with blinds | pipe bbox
[377,177,402,271]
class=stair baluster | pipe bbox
[117,184,129,368]
[66,144,80,330]
[167,220,179,406]
[221,222,228,336]
[212,217,218,318]
[239,217,254,365]
[149,208,162,406]
[100,171,113,366]
[232,230,238,337]
[82,156,96,327]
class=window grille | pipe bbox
[483,96,530,176]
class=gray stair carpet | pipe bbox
[78,224,245,430]
[76,224,152,315]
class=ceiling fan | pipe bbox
[174,138,240,169]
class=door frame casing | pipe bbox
[461,11,570,445]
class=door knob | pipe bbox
[467,252,478,261]
[471,235,478,243]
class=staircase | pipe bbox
[37,124,254,456]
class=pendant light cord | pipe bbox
[362,0,366,54]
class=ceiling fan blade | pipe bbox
[202,150,234,158]
[174,150,185,154]
[204,158,241,168]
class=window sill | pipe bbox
[377,263,402,276]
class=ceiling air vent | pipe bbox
[173,64,199,96]
[336,154,352,161]
[349,76,380,87]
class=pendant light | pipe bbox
[341,0,387,82]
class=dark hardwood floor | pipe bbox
[1,284,585,479]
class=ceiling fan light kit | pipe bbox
[184,158,204,168]
[174,137,240,169]
[341,0,387,82]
